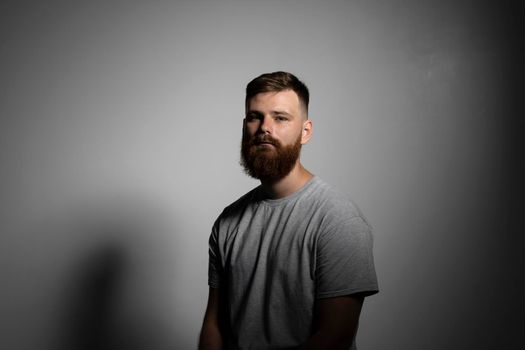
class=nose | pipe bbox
[259,115,273,134]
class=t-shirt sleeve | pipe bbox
[208,218,222,288]
[315,215,379,299]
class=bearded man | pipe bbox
[199,72,378,350]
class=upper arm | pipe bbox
[315,215,378,299]
[304,294,365,350]
[314,294,364,333]
[203,287,221,324]
[208,220,223,289]
[199,287,224,350]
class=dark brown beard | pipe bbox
[240,131,302,182]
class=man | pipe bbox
[199,71,378,350]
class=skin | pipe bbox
[199,288,223,350]
[243,89,313,199]
[199,89,364,350]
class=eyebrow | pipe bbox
[271,110,292,117]
[245,110,293,117]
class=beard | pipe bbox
[240,131,302,182]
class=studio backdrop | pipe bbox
[1,1,521,349]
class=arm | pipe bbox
[299,294,364,350]
[198,287,223,350]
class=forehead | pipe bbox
[247,90,301,112]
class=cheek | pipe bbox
[242,125,255,139]
[283,128,302,144]
[245,123,260,136]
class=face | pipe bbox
[240,89,312,181]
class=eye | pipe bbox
[245,113,260,122]
[275,116,288,122]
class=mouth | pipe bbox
[254,141,276,148]
[252,137,277,146]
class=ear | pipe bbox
[301,119,313,145]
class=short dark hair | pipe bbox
[245,71,309,115]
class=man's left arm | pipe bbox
[299,294,364,350]
[300,211,378,350]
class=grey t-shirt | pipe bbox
[208,176,378,349]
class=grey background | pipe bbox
[1,0,522,349]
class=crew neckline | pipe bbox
[256,176,319,206]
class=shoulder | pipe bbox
[309,178,371,232]
[308,178,363,217]
[217,185,261,220]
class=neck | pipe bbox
[259,161,314,199]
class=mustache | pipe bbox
[248,135,280,146]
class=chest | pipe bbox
[219,203,322,281]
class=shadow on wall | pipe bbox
[2,195,184,350]
[55,197,184,350]
[62,241,126,350]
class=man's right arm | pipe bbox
[198,287,223,350]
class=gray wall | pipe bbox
[1,1,521,349]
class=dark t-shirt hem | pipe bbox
[316,286,379,299]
